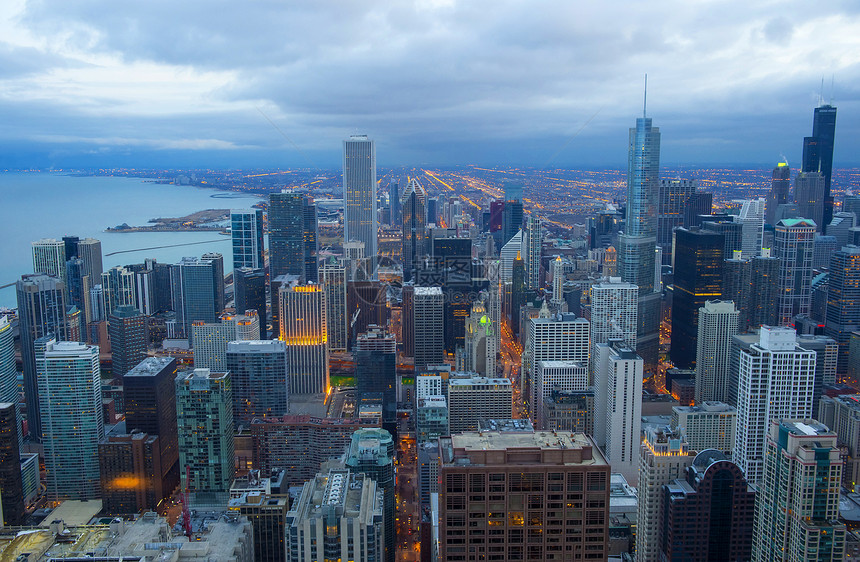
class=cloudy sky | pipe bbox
[1,0,859,170]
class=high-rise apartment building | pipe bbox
[77,237,103,281]
[657,178,698,262]
[825,245,860,374]
[320,258,348,352]
[286,469,384,562]
[108,304,146,379]
[636,428,694,562]
[191,313,258,371]
[16,273,68,438]
[438,429,610,561]
[447,376,512,433]
[750,248,781,329]
[279,281,328,396]
[413,287,444,374]
[533,360,587,428]
[670,227,724,369]
[593,341,643,484]
[343,135,377,275]
[767,161,791,225]
[524,215,543,289]
[101,265,136,318]
[588,277,638,358]
[671,401,736,454]
[402,178,427,282]
[738,198,766,258]
[797,334,838,420]
[176,368,235,494]
[231,209,265,270]
[37,338,104,501]
[0,317,19,446]
[752,419,845,561]
[818,394,860,489]
[31,238,67,284]
[734,327,815,484]
[722,251,752,332]
[774,218,816,325]
[226,340,289,427]
[694,300,739,403]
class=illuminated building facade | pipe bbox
[413,287,444,374]
[99,432,166,515]
[279,281,328,396]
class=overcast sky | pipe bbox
[1,0,859,170]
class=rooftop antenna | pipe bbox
[830,74,835,105]
[643,73,648,118]
[819,77,824,107]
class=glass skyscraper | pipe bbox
[343,135,377,275]
[401,178,427,282]
[231,209,264,270]
[269,190,309,280]
[802,104,837,230]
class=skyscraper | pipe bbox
[524,215,543,289]
[722,251,752,332]
[670,227,724,369]
[279,280,328,396]
[825,245,860,374]
[533,360,587,428]
[16,273,68,438]
[738,198,766,258]
[795,171,827,232]
[37,338,104,501]
[171,257,218,339]
[354,326,397,427]
[413,287,444,374]
[303,199,318,282]
[589,278,638,357]
[694,300,739,403]
[734,327,815,484]
[802,103,837,230]
[766,161,791,225]
[0,402,23,525]
[176,368,235,494]
[0,317,19,446]
[752,419,845,561]
[231,209,265,270]
[750,248,781,329]
[226,340,289,426]
[343,135,377,275]
[101,265,136,318]
[657,178,698,262]
[269,190,308,283]
[401,178,427,282]
[320,258,348,352]
[234,267,267,337]
[108,305,147,379]
[774,218,816,325]
[31,238,67,284]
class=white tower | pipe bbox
[694,300,739,403]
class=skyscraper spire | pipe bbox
[643,73,648,118]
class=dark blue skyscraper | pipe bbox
[802,104,837,230]
[269,191,308,280]
[402,178,427,283]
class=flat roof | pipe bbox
[38,500,103,527]
[451,430,600,457]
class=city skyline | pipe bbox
[1,2,859,169]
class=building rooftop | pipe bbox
[673,401,735,414]
[124,356,175,378]
[418,395,447,408]
[780,419,831,436]
[824,394,860,412]
[477,419,534,432]
[226,339,286,352]
[38,500,103,527]
[449,377,512,387]
[414,286,443,296]
[446,430,605,465]
[537,360,587,369]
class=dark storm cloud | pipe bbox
[2,0,860,168]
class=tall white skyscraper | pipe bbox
[191,313,259,371]
[694,300,739,403]
[589,278,638,361]
[343,135,377,276]
[734,327,815,484]
[37,337,104,501]
[101,265,137,318]
[737,198,765,259]
[31,239,66,284]
[320,258,348,352]
[279,280,328,396]
[551,256,564,307]
[77,238,103,281]
[593,341,643,484]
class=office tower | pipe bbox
[123,357,179,503]
[796,334,838,421]
[541,388,594,434]
[192,314,257,371]
[416,395,449,444]
[814,235,838,270]
[658,178,698,261]
[62,235,80,261]
[447,376,512,433]
[171,257,218,339]
[523,312,589,413]
[107,304,146,379]
[752,419,845,561]
[670,227,724,369]
[279,280,328,396]
[99,431,167,515]
[828,211,857,248]
[343,240,368,281]
[101,265,136,318]
[176,368,234,494]
[413,287,444,374]
[774,218,816,325]
[694,300,739,403]
[795,171,827,232]
[31,238,66,284]
[37,338,104,500]
[343,135,378,275]
[802,103,837,229]
[501,200,524,249]
[499,228,524,283]
[671,402,736,454]
[286,469,384,562]
[388,181,401,226]
[825,245,860,374]
[661,452,754,561]
[16,273,68,438]
[819,394,860,489]
[510,251,526,336]
[269,190,308,281]
[303,199,318,282]
[234,266,267,335]
[683,191,713,228]
[0,317,19,454]
[750,248,781,328]
[65,257,86,310]
[551,256,564,307]
[401,178,427,283]
[738,198,766,258]
[533,360,587,428]
[438,429,610,561]
[344,428,394,562]
[524,215,542,289]
[226,340,288,427]
[346,280,388,348]
[463,295,497,377]
[201,252,225,314]
[231,209,265,270]
[132,267,156,316]
[723,252,752,331]
[319,258,347,352]
[702,217,742,258]
[593,341,643,484]
[589,278,638,354]
[235,311,261,340]
[0,402,23,525]
[355,326,396,427]
[734,327,815,483]
[636,428,694,562]
[767,161,791,225]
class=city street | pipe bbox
[395,420,420,562]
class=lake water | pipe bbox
[0,173,266,309]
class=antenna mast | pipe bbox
[643,74,648,118]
